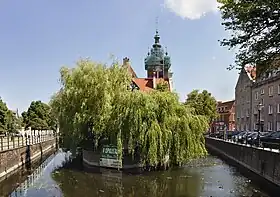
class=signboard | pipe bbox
[100,145,122,169]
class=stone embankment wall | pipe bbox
[0,139,56,180]
[205,137,280,187]
[82,150,142,170]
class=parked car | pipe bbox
[260,131,280,149]
[227,130,240,140]
[233,131,246,142]
[247,132,259,145]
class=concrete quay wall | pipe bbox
[205,137,280,189]
[0,139,56,181]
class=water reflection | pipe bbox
[0,151,270,197]
[0,150,70,197]
[52,156,269,197]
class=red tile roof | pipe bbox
[245,65,256,80]
[132,78,170,92]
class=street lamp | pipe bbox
[257,102,264,147]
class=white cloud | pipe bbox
[164,0,219,20]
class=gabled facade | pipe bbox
[235,66,256,131]
[123,30,173,92]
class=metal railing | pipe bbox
[0,134,55,152]
[207,133,280,153]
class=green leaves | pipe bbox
[155,79,169,92]
[184,90,218,123]
[22,100,55,130]
[0,97,21,133]
[51,59,209,167]
[218,0,280,75]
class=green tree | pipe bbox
[23,101,52,130]
[0,98,9,133]
[0,98,21,133]
[155,79,169,92]
[51,59,209,167]
[185,90,218,123]
[218,0,280,75]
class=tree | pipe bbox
[155,79,169,92]
[218,0,280,76]
[50,59,209,167]
[0,98,22,134]
[22,101,53,130]
[184,90,218,123]
[0,98,9,133]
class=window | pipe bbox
[268,122,273,131]
[278,104,280,113]
[260,98,264,105]
[255,92,259,100]
[261,89,264,95]
[246,109,249,117]
[278,84,280,94]
[254,122,258,130]
[247,95,250,103]
[277,122,280,131]
[268,105,273,114]
[269,86,273,96]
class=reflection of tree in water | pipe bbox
[52,161,201,197]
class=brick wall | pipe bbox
[0,139,56,179]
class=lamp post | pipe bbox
[257,102,264,147]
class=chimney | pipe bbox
[123,57,130,66]
[153,71,156,89]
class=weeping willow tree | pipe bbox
[50,59,209,167]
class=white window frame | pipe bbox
[277,121,280,131]
[278,104,280,113]
[278,84,280,94]
[254,122,258,130]
[268,122,272,131]
[255,92,259,100]
[261,89,264,95]
[246,109,249,117]
[269,86,273,96]
[268,105,273,114]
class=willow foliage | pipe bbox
[50,59,209,166]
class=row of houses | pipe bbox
[212,65,280,133]
[235,66,280,132]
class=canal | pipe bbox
[0,150,271,197]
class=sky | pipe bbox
[0,0,239,112]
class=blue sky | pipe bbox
[0,0,238,112]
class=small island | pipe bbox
[50,31,218,171]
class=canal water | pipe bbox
[0,150,270,197]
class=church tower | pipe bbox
[144,30,172,79]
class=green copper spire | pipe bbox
[144,28,172,78]
[153,30,161,48]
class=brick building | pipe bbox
[211,100,235,132]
